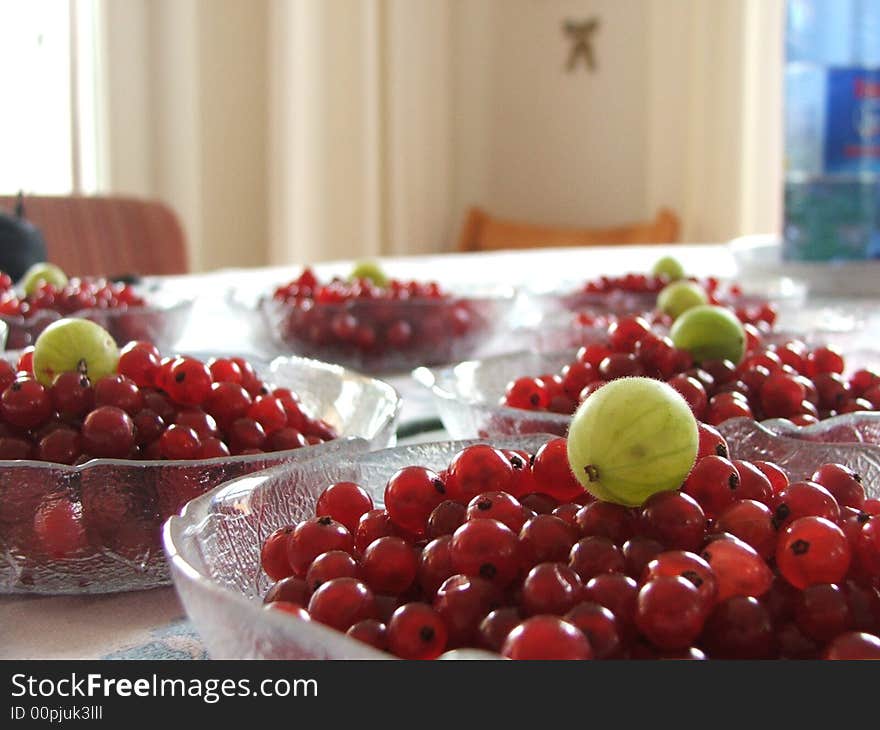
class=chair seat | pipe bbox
[456,207,680,252]
[0,194,189,277]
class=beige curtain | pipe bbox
[95,0,269,272]
[646,0,784,243]
[268,0,453,265]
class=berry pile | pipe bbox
[570,274,777,328]
[0,342,337,464]
[259,435,880,659]
[502,314,877,426]
[266,268,488,368]
[0,273,145,320]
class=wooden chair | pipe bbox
[456,206,680,252]
[0,194,189,277]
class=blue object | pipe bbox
[783,0,880,261]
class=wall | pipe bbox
[450,0,783,245]
[451,0,650,234]
[99,0,782,269]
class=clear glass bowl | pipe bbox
[0,355,400,595]
[164,435,552,659]
[413,350,575,439]
[718,414,880,485]
[520,275,805,323]
[0,282,194,351]
[257,287,517,375]
[413,344,880,440]
[164,424,879,660]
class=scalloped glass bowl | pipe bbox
[164,435,551,659]
[0,355,400,595]
[0,283,194,351]
[520,276,807,325]
[257,286,517,374]
[413,344,880,440]
[165,425,879,660]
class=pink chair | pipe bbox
[0,194,189,277]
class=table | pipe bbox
[1,243,873,659]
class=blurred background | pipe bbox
[0,0,784,272]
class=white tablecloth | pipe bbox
[1,243,875,659]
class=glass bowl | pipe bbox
[164,435,551,659]
[257,286,517,375]
[164,425,879,660]
[729,233,880,298]
[413,350,575,439]
[520,273,806,325]
[0,281,194,351]
[0,355,400,595]
[413,343,880,440]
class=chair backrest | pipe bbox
[0,194,189,277]
[456,206,680,252]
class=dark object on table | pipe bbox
[110,273,143,285]
[0,193,48,280]
[0,194,189,277]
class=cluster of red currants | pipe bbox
[259,434,880,659]
[573,274,776,329]
[0,342,337,465]
[503,314,877,426]
[269,268,479,356]
[0,273,144,319]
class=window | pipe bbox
[0,0,102,195]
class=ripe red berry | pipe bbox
[465,491,527,533]
[360,536,419,595]
[287,516,354,577]
[260,525,295,581]
[166,358,213,406]
[450,518,520,587]
[519,514,578,566]
[635,576,706,650]
[642,550,718,606]
[568,536,625,582]
[531,438,584,502]
[1,377,52,429]
[520,562,582,616]
[307,577,376,631]
[445,445,514,503]
[501,616,593,660]
[384,466,447,537]
[682,455,740,518]
[315,481,373,533]
[639,491,706,552]
[50,372,94,419]
[824,631,880,660]
[434,574,501,647]
[701,535,773,601]
[305,550,359,594]
[387,603,448,659]
[810,463,866,510]
[776,516,851,590]
[81,406,135,458]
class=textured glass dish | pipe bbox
[718,414,880,486]
[730,233,880,298]
[165,425,879,660]
[0,356,400,595]
[0,282,194,351]
[520,275,806,324]
[258,287,517,375]
[413,344,880,440]
[413,350,575,439]
[164,435,552,659]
